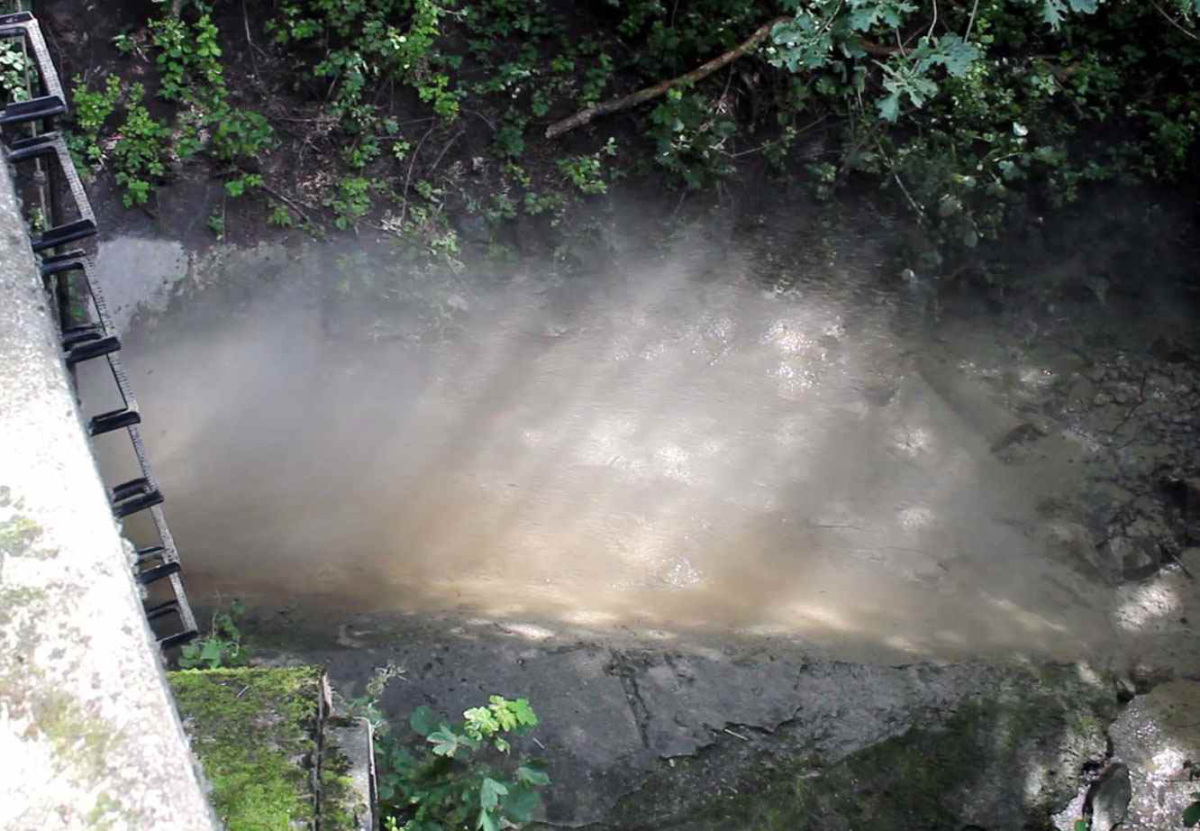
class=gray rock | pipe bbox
[1089,762,1131,831]
[1108,681,1200,830]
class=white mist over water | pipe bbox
[86,227,1124,662]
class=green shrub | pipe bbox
[377,696,551,831]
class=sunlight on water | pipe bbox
[88,228,1130,662]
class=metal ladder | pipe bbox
[0,10,198,650]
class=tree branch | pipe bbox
[860,38,901,57]
[546,16,790,139]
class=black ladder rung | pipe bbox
[7,130,62,158]
[145,599,180,621]
[32,219,97,253]
[113,490,164,519]
[0,95,66,126]
[41,248,86,268]
[62,325,101,349]
[136,545,167,563]
[41,254,86,278]
[111,477,152,501]
[136,561,181,586]
[64,334,119,366]
[159,629,199,649]
[111,477,163,519]
[88,408,140,436]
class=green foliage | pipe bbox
[1185,794,1200,827]
[557,139,617,195]
[326,176,375,229]
[0,38,30,104]
[71,7,276,209]
[225,173,263,198]
[269,0,462,130]
[376,695,550,830]
[268,202,297,228]
[97,0,1200,246]
[67,75,123,168]
[212,109,275,162]
[179,600,250,670]
[108,83,171,208]
[208,209,226,238]
[647,87,735,189]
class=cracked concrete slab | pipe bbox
[253,613,1115,827]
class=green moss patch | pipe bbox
[169,666,324,831]
[317,719,362,831]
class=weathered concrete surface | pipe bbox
[0,160,217,829]
[323,716,378,831]
[1109,680,1200,831]
[92,236,188,333]
[253,614,1118,828]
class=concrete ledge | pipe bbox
[169,665,379,831]
[0,160,217,830]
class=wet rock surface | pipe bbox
[1108,681,1200,831]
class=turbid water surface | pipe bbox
[80,223,1193,665]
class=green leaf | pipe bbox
[479,777,508,811]
[1073,820,1088,831]
[411,705,443,737]
[1184,800,1200,827]
[200,639,223,665]
[502,786,542,823]
[476,808,500,831]
[428,726,464,757]
[1041,0,1067,30]
[925,34,980,77]
[517,763,551,786]
[465,706,501,739]
[511,698,539,728]
[877,92,900,122]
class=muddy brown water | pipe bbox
[78,226,1188,666]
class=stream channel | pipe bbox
[79,196,1200,828]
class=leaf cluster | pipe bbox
[377,695,550,831]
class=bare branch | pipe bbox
[1152,0,1200,41]
[546,16,790,139]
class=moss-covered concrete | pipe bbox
[169,667,325,831]
[318,717,368,831]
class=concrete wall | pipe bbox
[0,162,218,830]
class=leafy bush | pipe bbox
[67,75,123,168]
[0,38,30,104]
[179,600,250,669]
[109,83,171,207]
[326,176,374,229]
[377,696,551,831]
